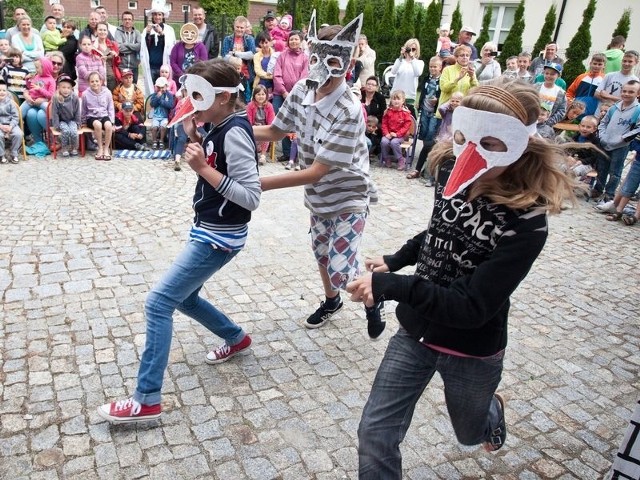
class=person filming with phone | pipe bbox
[436,44,478,120]
[474,41,502,84]
[389,38,425,118]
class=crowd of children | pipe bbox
[389,38,638,227]
[0,13,638,227]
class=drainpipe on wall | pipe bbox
[553,0,569,44]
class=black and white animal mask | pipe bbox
[306,10,363,90]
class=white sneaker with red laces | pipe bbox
[205,334,252,364]
[97,397,162,424]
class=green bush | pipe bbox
[563,0,596,86]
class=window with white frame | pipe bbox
[90,0,101,7]
[166,2,173,11]
[128,1,137,9]
[484,4,518,47]
[182,4,190,13]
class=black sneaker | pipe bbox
[304,299,343,329]
[366,301,386,340]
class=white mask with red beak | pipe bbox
[443,106,534,199]
[167,74,241,128]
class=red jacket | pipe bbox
[382,107,412,138]
[246,100,275,126]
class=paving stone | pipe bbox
[1,158,637,479]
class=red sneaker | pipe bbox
[205,334,252,364]
[97,397,162,424]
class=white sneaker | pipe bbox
[0,157,7,164]
[258,154,266,165]
[594,200,616,213]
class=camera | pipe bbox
[404,47,412,54]
[489,51,498,57]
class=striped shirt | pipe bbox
[272,80,377,217]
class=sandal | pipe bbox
[483,393,506,452]
[605,212,623,221]
[622,214,638,226]
[406,170,420,179]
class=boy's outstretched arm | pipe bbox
[253,124,287,143]
[261,161,331,191]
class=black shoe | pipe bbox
[484,394,507,452]
[304,299,343,329]
[277,155,288,163]
[366,301,386,340]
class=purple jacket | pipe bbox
[81,86,115,125]
[273,48,309,95]
[170,42,208,80]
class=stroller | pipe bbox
[377,62,395,98]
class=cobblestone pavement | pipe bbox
[1,155,638,480]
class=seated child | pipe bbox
[42,15,67,53]
[159,64,178,95]
[536,104,556,140]
[436,91,464,142]
[2,48,29,102]
[115,101,146,151]
[50,74,81,157]
[380,90,413,170]
[149,76,175,149]
[0,80,23,164]
[562,115,608,181]
[112,69,145,120]
[365,116,381,157]
[0,39,10,70]
[245,85,275,165]
[81,71,115,160]
[503,56,518,80]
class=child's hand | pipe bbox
[365,256,389,273]
[182,116,198,142]
[345,274,375,307]
[185,141,207,173]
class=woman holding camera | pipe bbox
[390,38,424,118]
[474,42,502,84]
[437,44,478,116]
[140,3,176,96]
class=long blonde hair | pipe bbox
[429,80,577,214]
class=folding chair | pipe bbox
[400,115,417,170]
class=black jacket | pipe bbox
[202,23,220,59]
[373,159,548,357]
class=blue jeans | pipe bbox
[415,114,441,174]
[134,240,245,406]
[21,102,48,142]
[620,157,640,197]
[358,329,504,479]
[596,145,630,197]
